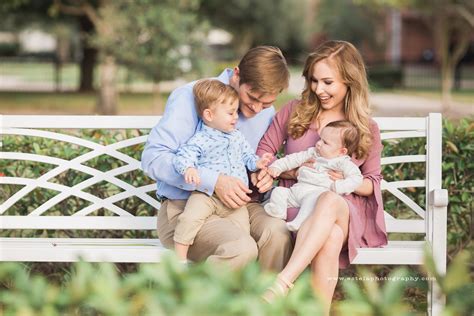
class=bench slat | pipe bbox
[0,237,168,263]
[353,241,425,265]
[374,117,426,130]
[1,216,157,230]
[1,115,161,129]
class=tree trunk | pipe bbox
[54,58,62,92]
[97,55,118,115]
[78,16,97,92]
[434,13,452,112]
[441,61,453,111]
[152,81,164,114]
[233,31,254,57]
[79,46,97,92]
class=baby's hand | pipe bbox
[256,153,273,169]
[328,169,344,181]
[184,167,200,186]
[267,167,281,178]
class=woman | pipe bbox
[257,40,388,313]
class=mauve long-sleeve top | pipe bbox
[256,100,388,268]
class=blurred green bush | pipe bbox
[367,65,403,89]
[0,250,471,315]
[0,42,19,57]
[381,118,472,258]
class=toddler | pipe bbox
[172,79,271,262]
[265,120,363,231]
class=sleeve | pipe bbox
[172,134,203,175]
[256,100,298,159]
[141,89,219,195]
[269,148,314,174]
[360,121,383,181]
[240,134,259,172]
[334,160,364,195]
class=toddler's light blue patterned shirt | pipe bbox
[141,69,275,200]
[173,125,260,186]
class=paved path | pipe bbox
[288,73,473,119]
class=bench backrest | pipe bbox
[0,114,443,240]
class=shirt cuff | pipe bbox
[197,168,219,196]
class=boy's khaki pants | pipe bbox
[174,192,250,246]
[157,197,293,271]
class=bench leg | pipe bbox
[427,279,445,316]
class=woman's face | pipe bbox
[310,59,348,112]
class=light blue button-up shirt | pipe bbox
[141,69,275,200]
[173,125,260,186]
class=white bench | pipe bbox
[0,113,448,314]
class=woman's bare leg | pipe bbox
[278,192,349,284]
[310,225,345,315]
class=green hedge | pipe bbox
[367,65,403,89]
[0,250,472,315]
[381,118,473,258]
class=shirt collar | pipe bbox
[201,124,235,138]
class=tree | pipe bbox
[199,0,312,59]
[103,0,206,112]
[358,0,474,110]
[52,0,205,114]
[316,0,386,52]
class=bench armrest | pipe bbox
[430,189,448,207]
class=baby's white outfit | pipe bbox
[264,147,363,231]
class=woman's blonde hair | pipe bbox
[288,40,372,159]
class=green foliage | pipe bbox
[368,65,403,89]
[381,118,473,256]
[423,247,473,316]
[316,0,386,49]
[0,251,471,315]
[0,128,157,239]
[92,0,207,82]
[335,268,414,315]
[199,0,311,58]
[0,255,323,315]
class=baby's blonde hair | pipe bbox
[193,79,238,117]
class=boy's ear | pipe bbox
[202,109,213,122]
[340,147,348,155]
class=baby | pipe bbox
[172,79,272,262]
[265,120,363,231]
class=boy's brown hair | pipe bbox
[238,46,290,95]
[325,120,360,156]
[193,79,238,117]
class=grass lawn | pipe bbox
[373,88,474,105]
[0,91,297,115]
